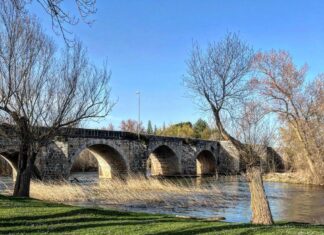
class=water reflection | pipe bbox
[192,177,324,223]
[0,176,13,192]
[265,182,324,224]
[1,174,324,224]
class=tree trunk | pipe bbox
[213,109,244,148]
[13,151,40,197]
[247,167,273,225]
[13,141,32,197]
[12,116,37,197]
[292,124,320,182]
[212,108,274,225]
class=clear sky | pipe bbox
[29,0,324,129]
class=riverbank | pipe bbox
[1,176,324,224]
[263,172,324,186]
[0,195,323,235]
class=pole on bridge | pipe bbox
[136,91,141,139]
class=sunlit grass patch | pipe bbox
[0,195,323,235]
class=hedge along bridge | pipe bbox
[0,128,283,180]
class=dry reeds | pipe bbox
[27,175,223,208]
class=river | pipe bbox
[1,174,324,224]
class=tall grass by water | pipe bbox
[26,175,226,209]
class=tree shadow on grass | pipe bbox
[0,206,194,234]
[0,221,160,234]
[3,221,319,235]
[0,195,66,208]
[1,208,129,221]
[1,196,323,234]
[0,208,183,227]
[146,222,324,235]
[1,210,323,235]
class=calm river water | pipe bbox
[1,174,324,224]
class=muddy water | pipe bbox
[1,174,324,224]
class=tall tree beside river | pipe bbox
[253,51,324,184]
[184,33,274,225]
[0,2,113,197]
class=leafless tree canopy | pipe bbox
[253,51,324,182]
[235,101,276,147]
[184,33,274,225]
[10,0,97,44]
[185,33,254,117]
[119,119,145,133]
[0,2,112,144]
[0,2,112,196]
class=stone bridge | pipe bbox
[0,128,283,180]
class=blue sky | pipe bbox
[29,0,324,129]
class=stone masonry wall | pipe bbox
[0,128,284,180]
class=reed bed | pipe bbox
[28,175,224,208]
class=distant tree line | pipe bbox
[104,118,223,140]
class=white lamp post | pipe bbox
[136,91,141,139]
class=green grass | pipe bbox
[0,195,323,235]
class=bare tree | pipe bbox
[119,119,145,133]
[0,2,113,197]
[253,50,324,183]
[234,101,274,224]
[10,0,97,44]
[184,33,274,224]
[104,122,115,131]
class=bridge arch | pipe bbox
[147,145,181,176]
[196,150,216,176]
[0,153,18,180]
[70,144,128,180]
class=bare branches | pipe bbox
[0,2,54,126]
[185,33,253,112]
[184,33,254,139]
[0,1,113,147]
[0,1,110,197]
[184,33,275,225]
[10,0,97,45]
[253,50,324,182]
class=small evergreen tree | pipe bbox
[193,119,209,138]
[147,120,153,134]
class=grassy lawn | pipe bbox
[0,195,323,235]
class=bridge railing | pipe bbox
[59,127,217,143]
[0,124,217,143]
